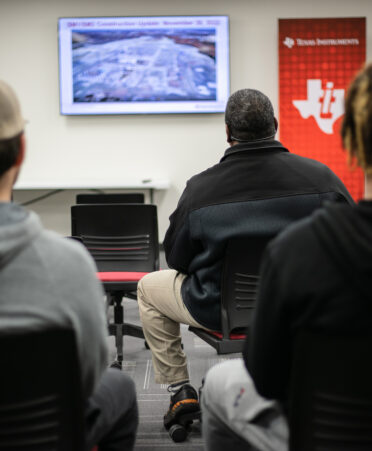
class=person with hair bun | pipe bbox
[201,63,372,451]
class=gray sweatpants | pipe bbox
[85,368,138,451]
[201,359,288,451]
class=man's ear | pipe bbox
[274,117,278,132]
[15,133,26,167]
[225,124,232,143]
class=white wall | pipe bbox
[1,0,371,240]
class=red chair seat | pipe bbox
[97,272,148,282]
[209,331,247,340]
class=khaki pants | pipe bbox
[137,269,209,384]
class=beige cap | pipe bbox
[0,80,25,140]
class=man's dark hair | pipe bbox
[0,134,22,177]
[225,89,276,141]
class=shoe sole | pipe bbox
[164,399,200,430]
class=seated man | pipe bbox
[137,88,353,430]
[0,80,138,451]
[201,63,372,451]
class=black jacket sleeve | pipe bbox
[163,181,201,274]
[243,242,292,402]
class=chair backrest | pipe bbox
[76,193,145,204]
[289,331,372,451]
[71,203,159,272]
[220,236,272,337]
[0,328,84,451]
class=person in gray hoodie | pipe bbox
[0,80,138,450]
[201,62,372,451]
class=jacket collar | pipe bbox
[220,139,289,163]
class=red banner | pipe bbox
[279,18,366,200]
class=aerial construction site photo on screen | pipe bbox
[58,16,230,115]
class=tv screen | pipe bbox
[58,16,229,115]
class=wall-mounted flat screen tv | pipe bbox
[58,16,229,115]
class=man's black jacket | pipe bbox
[163,140,353,331]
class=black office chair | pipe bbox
[289,331,372,451]
[71,203,159,368]
[76,193,145,204]
[189,236,271,354]
[0,327,87,451]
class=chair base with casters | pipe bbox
[99,272,148,368]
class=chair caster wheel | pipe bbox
[110,360,122,370]
[169,423,188,442]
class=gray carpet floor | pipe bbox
[107,299,240,451]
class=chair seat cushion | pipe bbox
[209,331,247,340]
[97,271,149,282]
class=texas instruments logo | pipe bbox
[293,80,344,134]
[283,37,295,48]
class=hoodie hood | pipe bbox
[312,201,372,298]
[0,203,42,269]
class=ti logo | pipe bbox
[293,80,345,135]
[283,37,295,49]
